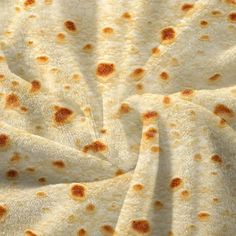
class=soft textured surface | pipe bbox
[0,0,236,235]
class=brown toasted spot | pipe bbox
[100,225,115,235]
[200,20,208,27]
[136,83,144,93]
[36,56,49,64]
[52,160,65,168]
[70,184,87,201]
[151,146,160,153]
[122,12,132,19]
[160,27,176,44]
[115,169,124,176]
[83,140,107,153]
[11,81,19,87]
[56,32,66,43]
[86,203,95,213]
[20,106,28,112]
[219,118,227,127]
[133,183,144,192]
[170,177,183,190]
[152,47,160,56]
[96,63,115,77]
[5,93,20,108]
[36,191,47,197]
[129,68,145,81]
[6,169,18,179]
[10,152,21,162]
[0,205,7,220]
[0,74,5,81]
[119,103,132,114]
[163,96,171,105]
[142,111,158,120]
[211,154,222,164]
[30,80,41,92]
[25,167,35,172]
[144,127,157,139]
[54,107,74,125]
[198,212,210,221]
[154,200,164,210]
[228,12,236,22]
[214,104,234,118]
[131,219,150,234]
[159,71,169,80]
[100,128,107,134]
[211,10,222,16]
[208,73,221,82]
[102,27,114,34]
[180,190,190,199]
[24,0,35,7]
[224,0,236,5]
[194,153,202,161]
[181,3,194,12]
[199,35,209,41]
[83,43,93,53]
[24,230,37,236]
[64,20,77,32]
[181,89,194,96]
[77,228,87,236]
[0,56,5,63]
[212,198,220,204]
[45,0,53,5]
[38,177,46,183]
[0,134,10,149]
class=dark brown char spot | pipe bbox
[83,140,107,153]
[10,152,21,162]
[83,44,93,52]
[102,27,114,34]
[0,205,7,220]
[6,169,18,179]
[100,225,115,235]
[70,184,86,200]
[77,228,87,236]
[115,169,124,176]
[96,63,115,77]
[152,47,160,56]
[130,68,145,81]
[38,177,46,183]
[154,200,164,210]
[131,219,150,234]
[181,89,193,96]
[122,12,132,19]
[142,111,158,121]
[133,183,144,192]
[161,27,176,44]
[52,160,65,168]
[5,93,20,108]
[30,80,41,92]
[24,0,35,7]
[24,230,37,236]
[160,71,169,80]
[198,212,210,221]
[181,3,194,12]
[36,56,49,64]
[200,20,208,27]
[214,104,234,118]
[211,154,222,164]
[228,12,236,22]
[0,134,10,148]
[64,20,77,32]
[208,73,221,81]
[0,74,5,81]
[211,10,222,16]
[54,107,74,125]
[170,177,183,189]
[56,32,66,42]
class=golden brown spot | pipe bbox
[228,12,236,22]
[214,104,234,119]
[224,0,236,5]
[54,107,74,125]
[6,169,18,179]
[200,20,208,27]
[154,200,164,210]
[129,68,145,81]
[151,146,160,153]
[194,153,202,161]
[115,169,124,176]
[24,230,37,236]
[25,167,35,172]
[5,93,20,108]
[0,56,5,63]
[100,128,107,134]
[211,10,222,16]
[160,27,176,44]
[144,127,157,139]
[96,63,115,77]
[52,160,65,168]
[136,83,144,93]
[56,32,66,43]
[20,106,28,112]
[77,229,87,236]
[152,47,160,56]
[211,154,222,164]
[45,0,53,4]
[208,73,221,82]
[38,177,46,183]
[163,96,171,105]
[24,0,35,7]
[199,35,209,41]
[181,89,194,96]
[0,74,5,81]
[122,12,132,20]
[36,191,47,197]
[11,81,19,87]
[36,56,49,64]
[180,190,190,199]
[159,71,169,80]
[133,183,144,192]
[10,152,21,162]
[83,44,93,53]
[119,103,132,114]
[198,212,210,222]
[181,3,194,12]
[71,73,81,81]
[70,184,87,201]
[212,198,220,204]
[102,27,114,34]
[86,203,95,213]
[83,140,107,153]
[64,20,77,32]
[0,134,10,149]
[0,205,7,220]
[30,80,41,92]
[131,219,150,234]
[170,177,183,190]
[100,225,115,235]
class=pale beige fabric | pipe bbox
[0,0,236,235]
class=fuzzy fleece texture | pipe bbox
[0,0,236,235]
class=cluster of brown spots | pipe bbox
[86,203,95,213]
[115,169,124,176]
[100,225,115,235]
[151,47,160,56]
[211,154,222,164]
[56,32,66,43]
[36,191,47,197]
[96,63,115,78]
[211,10,222,16]
[102,27,114,34]
[77,228,87,236]
[193,153,202,161]
[133,183,144,192]
[36,55,49,64]
[154,200,164,210]
[0,74,5,81]
[54,106,74,125]
[228,12,236,23]
[0,134,10,149]
[5,93,20,109]
[181,3,194,12]
[199,35,209,41]
[159,71,169,80]
[144,127,157,140]
[180,190,190,200]
[64,20,77,32]
[181,89,194,97]
[70,184,87,201]
[52,160,65,168]
[200,20,208,27]
[0,205,7,220]
[131,219,150,234]
[160,27,176,44]
[6,169,18,179]
[197,212,210,222]
[129,68,145,81]
[0,56,5,63]
[214,104,234,119]
[163,96,171,105]
[24,230,37,236]
[82,43,93,53]
[208,73,221,82]
[122,12,132,20]
[170,177,183,190]
[38,177,47,183]
[24,0,35,8]
[151,146,160,153]
[10,152,21,162]
[30,80,41,92]
[119,103,132,115]
[83,140,107,153]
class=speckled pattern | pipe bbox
[0,0,236,235]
